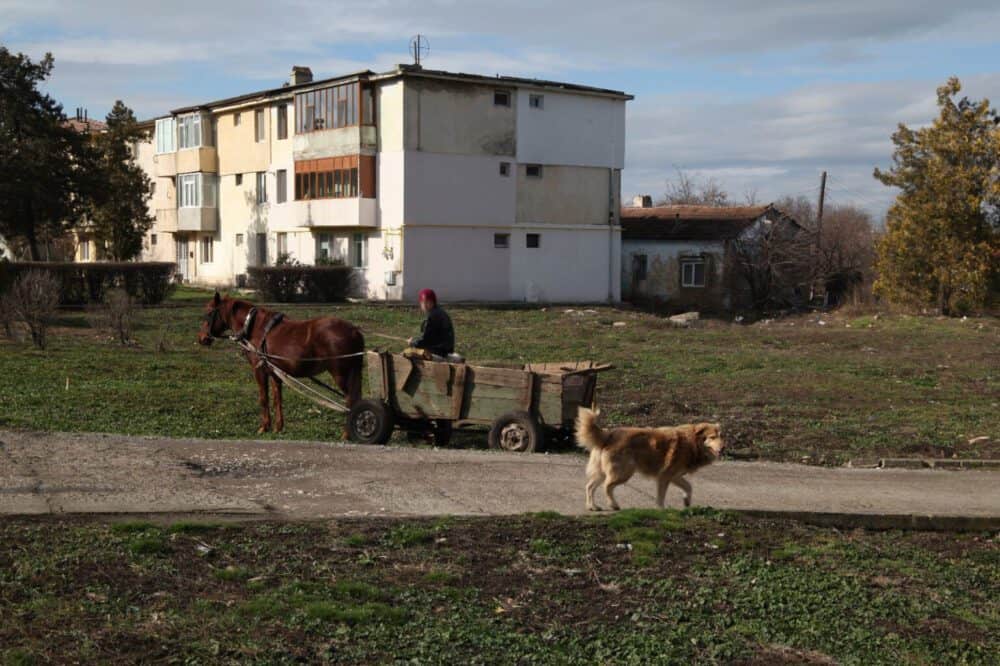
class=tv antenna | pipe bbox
[409,34,429,66]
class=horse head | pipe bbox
[198,292,228,346]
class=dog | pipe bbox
[575,407,725,511]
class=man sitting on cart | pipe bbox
[407,288,454,359]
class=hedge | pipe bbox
[248,265,355,302]
[0,262,176,305]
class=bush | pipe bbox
[249,265,355,302]
[0,262,175,305]
[87,288,137,345]
[2,270,61,348]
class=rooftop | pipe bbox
[621,204,795,241]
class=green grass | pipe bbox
[1,515,996,664]
[0,289,997,462]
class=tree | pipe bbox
[87,101,153,260]
[0,48,92,260]
[873,77,1000,314]
[727,215,811,311]
[658,169,731,206]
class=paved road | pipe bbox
[1,429,998,527]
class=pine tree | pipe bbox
[87,101,154,260]
[873,77,1000,314]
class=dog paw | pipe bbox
[587,505,603,512]
[684,497,692,508]
[610,505,621,511]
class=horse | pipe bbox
[197,292,364,434]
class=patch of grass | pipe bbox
[213,565,250,582]
[343,533,370,547]
[605,509,686,565]
[110,520,156,535]
[167,521,225,534]
[529,510,563,521]
[127,535,170,556]
[2,649,36,666]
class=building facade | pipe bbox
[136,65,630,302]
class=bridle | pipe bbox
[202,306,228,339]
[203,303,257,342]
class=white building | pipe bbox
[136,65,631,302]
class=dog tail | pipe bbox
[575,407,609,451]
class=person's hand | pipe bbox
[407,337,414,346]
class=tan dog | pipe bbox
[576,407,725,511]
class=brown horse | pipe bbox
[197,293,364,434]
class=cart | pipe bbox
[346,351,612,452]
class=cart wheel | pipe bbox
[488,411,543,453]
[347,399,395,445]
[432,420,453,447]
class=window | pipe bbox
[499,162,510,177]
[178,173,218,207]
[352,233,367,268]
[681,259,706,287]
[277,105,288,139]
[494,233,510,248]
[150,182,156,195]
[256,172,267,204]
[177,114,203,149]
[294,160,360,200]
[151,234,158,246]
[255,233,268,266]
[315,233,332,261]
[529,94,544,109]
[276,169,287,203]
[526,233,540,249]
[254,108,265,142]
[525,164,543,178]
[295,82,359,134]
[235,173,243,186]
[201,236,214,263]
[79,239,90,261]
[494,90,511,107]
[234,112,241,126]
[632,254,647,281]
[155,117,176,153]
[236,233,244,246]
[276,232,288,257]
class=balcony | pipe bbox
[294,197,376,228]
[154,152,177,177]
[292,125,377,161]
[176,147,218,174]
[177,206,218,232]
[155,208,178,232]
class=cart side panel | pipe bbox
[388,355,462,420]
[462,365,536,423]
[365,351,386,402]
[560,373,598,425]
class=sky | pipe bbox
[3,0,999,221]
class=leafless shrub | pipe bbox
[87,288,137,345]
[3,270,60,348]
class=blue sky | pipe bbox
[4,0,999,220]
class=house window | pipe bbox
[254,108,265,142]
[276,232,288,257]
[276,169,287,203]
[155,117,176,153]
[352,233,367,268]
[494,90,511,107]
[177,113,203,149]
[255,233,268,266]
[150,234,157,246]
[277,105,288,139]
[529,94,544,109]
[200,236,213,263]
[256,172,267,204]
[681,259,706,287]
[525,164,543,178]
[235,173,243,186]
[499,162,510,177]
[295,164,359,200]
[294,82,359,133]
[79,239,90,261]
[526,233,540,249]
[150,182,156,195]
[236,233,244,246]
[178,173,217,207]
[494,233,510,248]
[315,233,332,261]
[632,254,647,281]
[234,112,241,126]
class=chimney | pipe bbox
[289,66,313,86]
[632,195,653,208]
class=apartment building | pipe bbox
[136,64,631,302]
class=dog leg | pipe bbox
[673,476,693,507]
[585,453,604,511]
[604,478,624,511]
[656,475,672,509]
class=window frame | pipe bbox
[277,105,288,140]
[276,232,288,257]
[254,108,265,143]
[499,162,511,177]
[150,234,157,247]
[234,112,241,126]
[352,233,367,269]
[525,164,543,179]
[680,258,706,288]
[235,233,244,247]
[493,90,511,107]
[155,117,176,154]
[200,236,214,264]
[315,233,332,261]
[276,169,287,203]
[494,233,510,249]
[526,233,541,249]
[255,171,267,204]
[529,94,544,109]
[178,173,217,208]
[235,173,243,186]
[79,238,90,261]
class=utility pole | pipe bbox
[816,170,827,246]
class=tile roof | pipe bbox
[63,118,107,134]
[621,204,792,241]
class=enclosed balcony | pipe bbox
[176,173,218,232]
[153,151,177,177]
[176,147,218,174]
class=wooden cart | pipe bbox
[346,351,612,452]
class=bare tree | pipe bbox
[658,169,730,206]
[2,270,60,348]
[727,217,812,311]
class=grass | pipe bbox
[0,287,997,462]
[0,514,997,664]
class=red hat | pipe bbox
[418,288,437,304]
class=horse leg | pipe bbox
[271,375,284,433]
[254,367,271,434]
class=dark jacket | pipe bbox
[412,305,454,356]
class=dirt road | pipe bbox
[1,429,998,527]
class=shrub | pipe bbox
[0,262,175,305]
[87,288,137,345]
[249,265,355,302]
[2,270,60,348]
